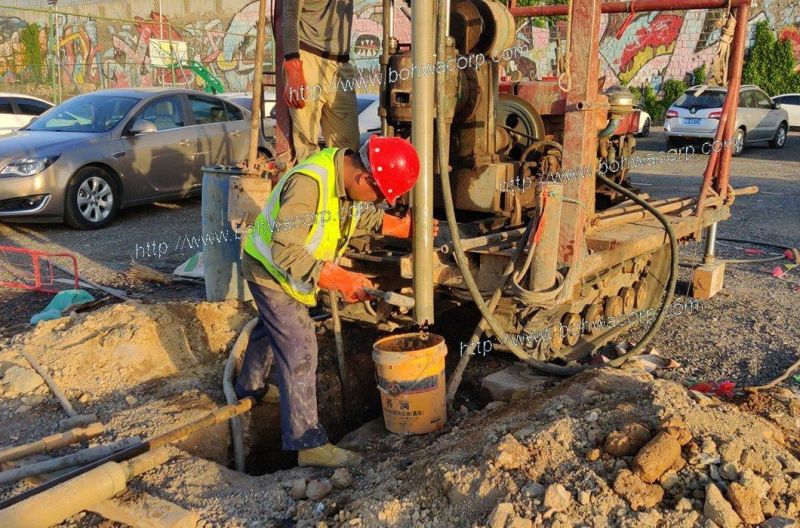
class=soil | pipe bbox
[1,299,800,527]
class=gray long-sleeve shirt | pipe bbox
[283,0,354,60]
[241,149,385,293]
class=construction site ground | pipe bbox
[0,130,799,527]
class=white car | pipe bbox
[0,93,53,135]
[634,105,651,137]
[771,93,800,130]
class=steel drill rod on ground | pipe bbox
[0,448,171,528]
[0,438,141,485]
[0,423,105,465]
[0,398,254,510]
[17,349,97,426]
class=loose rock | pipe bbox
[332,468,353,489]
[487,434,529,470]
[727,483,764,525]
[613,469,664,511]
[543,484,571,512]
[1,366,44,395]
[604,422,651,457]
[703,483,742,528]
[487,502,514,528]
[290,479,307,500]
[306,479,333,501]
[632,431,681,483]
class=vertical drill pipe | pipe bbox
[380,0,392,136]
[247,0,269,171]
[328,290,352,425]
[411,0,436,325]
[714,1,750,201]
[703,222,718,263]
[530,184,562,291]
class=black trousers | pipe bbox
[235,280,329,451]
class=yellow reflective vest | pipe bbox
[243,148,362,306]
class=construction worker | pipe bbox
[236,135,427,467]
[283,0,360,163]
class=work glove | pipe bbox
[283,58,308,109]
[381,213,439,238]
[381,214,412,238]
[318,261,374,303]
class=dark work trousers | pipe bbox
[235,280,329,451]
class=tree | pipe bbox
[742,20,800,96]
[20,23,44,84]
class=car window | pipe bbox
[739,91,757,109]
[28,94,139,133]
[12,98,51,116]
[189,96,228,125]
[136,96,185,131]
[224,101,244,121]
[754,90,773,109]
[673,90,726,110]
[0,98,12,114]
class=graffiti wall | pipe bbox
[1,0,800,102]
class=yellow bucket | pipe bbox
[372,333,447,435]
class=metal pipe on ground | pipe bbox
[411,0,436,326]
[0,398,254,509]
[0,423,104,465]
[223,317,259,473]
[0,448,170,528]
[17,349,97,428]
[0,437,141,485]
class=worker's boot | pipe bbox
[298,443,363,468]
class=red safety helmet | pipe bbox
[359,134,420,206]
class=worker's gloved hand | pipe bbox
[381,213,440,238]
[381,214,412,238]
[283,59,308,109]
[318,262,374,303]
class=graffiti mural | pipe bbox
[2,0,800,99]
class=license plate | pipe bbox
[684,118,702,125]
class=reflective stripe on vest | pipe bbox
[244,148,363,306]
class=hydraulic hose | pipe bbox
[434,6,581,378]
[680,236,799,265]
[223,317,259,473]
[596,172,679,368]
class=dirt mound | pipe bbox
[131,368,800,527]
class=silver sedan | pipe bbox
[0,88,267,229]
[664,85,789,156]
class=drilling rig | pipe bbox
[242,0,754,372]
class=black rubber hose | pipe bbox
[680,236,799,265]
[596,172,680,368]
[434,11,581,378]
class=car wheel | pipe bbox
[769,123,787,148]
[640,119,650,137]
[732,128,746,157]
[64,166,120,229]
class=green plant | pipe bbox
[662,79,688,105]
[20,23,44,83]
[742,20,800,96]
[631,83,665,123]
[693,63,706,85]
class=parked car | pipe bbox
[0,88,266,229]
[0,93,53,135]
[634,105,651,137]
[664,84,788,156]
[219,91,276,121]
[771,93,800,130]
